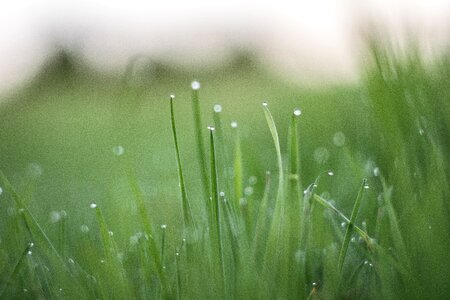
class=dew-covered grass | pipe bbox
[0,45,449,299]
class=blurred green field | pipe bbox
[0,45,449,299]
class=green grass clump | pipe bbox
[0,43,449,299]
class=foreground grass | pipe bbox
[0,47,449,299]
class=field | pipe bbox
[0,44,449,299]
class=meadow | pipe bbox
[0,42,449,299]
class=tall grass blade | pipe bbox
[125,167,169,295]
[338,179,368,271]
[191,81,210,198]
[208,126,226,295]
[169,95,196,232]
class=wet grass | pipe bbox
[0,45,449,299]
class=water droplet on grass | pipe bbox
[327,171,334,176]
[112,146,124,156]
[314,147,329,164]
[27,163,43,178]
[333,132,346,147]
[262,101,268,107]
[341,222,346,228]
[213,104,222,113]
[108,231,114,236]
[68,258,75,264]
[49,211,61,223]
[373,167,380,177]
[244,186,253,196]
[80,225,89,233]
[293,108,302,116]
[219,191,225,197]
[90,203,97,209]
[364,182,370,189]
[27,250,32,255]
[248,176,258,185]
[230,121,238,128]
[191,81,200,90]
[169,94,175,100]
[161,224,167,229]
[0,187,3,195]
[207,126,215,131]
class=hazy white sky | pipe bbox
[0,0,449,91]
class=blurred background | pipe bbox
[1,0,449,93]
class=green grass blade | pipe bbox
[338,178,368,271]
[208,126,226,294]
[231,121,243,211]
[0,170,64,265]
[125,167,169,295]
[0,242,34,297]
[191,81,210,198]
[313,194,372,245]
[170,94,196,232]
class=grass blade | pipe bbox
[191,81,210,198]
[126,167,169,296]
[169,94,196,232]
[208,126,226,294]
[338,179,368,271]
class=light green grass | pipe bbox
[0,44,449,299]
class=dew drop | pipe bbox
[108,231,114,236]
[175,252,180,256]
[262,101,268,107]
[68,258,75,264]
[23,289,28,293]
[161,224,167,229]
[341,222,346,228]
[373,167,380,177]
[219,191,225,197]
[7,207,16,216]
[27,162,43,178]
[244,186,253,196]
[49,211,61,223]
[27,250,32,255]
[80,225,89,233]
[351,237,356,243]
[0,186,3,196]
[191,81,200,90]
[293,108,302,116]
[112,145,124,156]
[129,235,139,245]
[312,282,318,287]
[364,182,370,189]
[213,104,222,113]
[207,126,215,131]
[169,94,175,100]
[364,260,369,265]
[230,121,238,128]
[327,171,334,176]
[332,132,346,147]
[248,176,258,185]
[90,203,97,209]
[314,147,330,164]
[294,250,305,264]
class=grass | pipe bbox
[0,42,449,299]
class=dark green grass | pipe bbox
[0,45,449,299]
